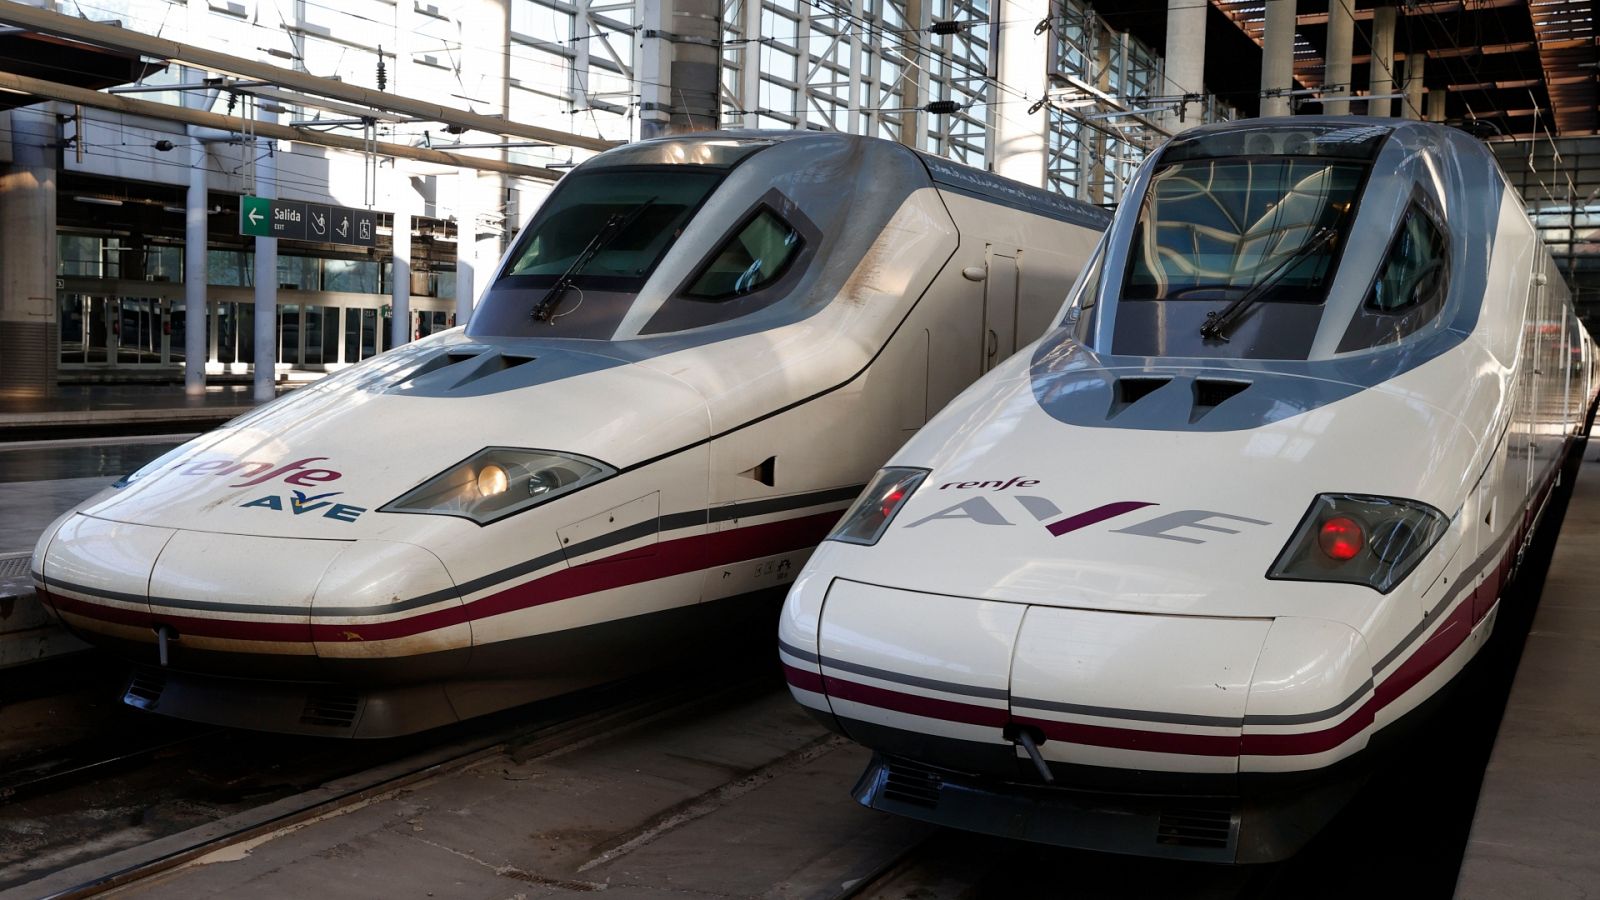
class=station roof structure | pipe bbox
[1095,0,1597,139]
[0,29,164,111]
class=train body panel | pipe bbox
[31,131,1109,736]
[781,118,1600,862]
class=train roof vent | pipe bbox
[392,349,537,393]
[300,689,362,729]
[882,758,944,808]
[1155,805,1238,850]
[1108,376,1173,419]
[124,668,167,710]
[1190,378,1251,423]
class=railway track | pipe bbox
[1,656,781,899]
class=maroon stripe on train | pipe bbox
[1015,715,1242,757]
[43,587,312,641]
[49,510,840,644]
[1045,501,1157,537]
[826,517,1537,759]
[822,673,1010,728]
[782,662,825,694]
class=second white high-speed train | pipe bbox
[31,131,1107,737]
[781,118,1599,862]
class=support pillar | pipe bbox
[1260,0,1297,118]
[901,0,926,148]
[1403,52,1425,120]
[390,173,412,349]
[993,0,1049,187]
[183,68,208,395]
[1088,21,1111,204]
[1323,0,1354,115]
[252,108,278,403]
[0,104,58,397]
[1368,4,1396,117]
[1427,87,1447,122]
[1162,0,1206,132]
[639,0,719,138]
[455,168,476,326]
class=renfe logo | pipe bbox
[171,456,343,488]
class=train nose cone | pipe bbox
[35,513,175,645]
[309,540,469,681]
[802,580,1377,777]
[36,515,466,680]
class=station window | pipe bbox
[683,209,802,301]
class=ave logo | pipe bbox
[907,488,1269,544]
[241,490,367,523]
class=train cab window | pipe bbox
[683,208,802,301]
[1111,155,1367,359]
[502,169,722,288]
[1336,200,1450,352]
[1366,205,1448,313]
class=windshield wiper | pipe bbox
[532,196,658,323]
[1198,225,1339,343]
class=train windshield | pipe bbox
[502,168,722,292]
[468,137,779,340]
[1108,145,1376,359]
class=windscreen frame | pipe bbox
[1118,152,1374,308]
[492,163,732,295]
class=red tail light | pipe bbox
[1318,516,1364,561]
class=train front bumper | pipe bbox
[851,750,1366,864]
[34,513,468,681]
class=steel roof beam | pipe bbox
[0,2,616,153]
[1297,0,1522,26]
[0,70,560,181]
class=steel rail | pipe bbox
[30,670,776,899]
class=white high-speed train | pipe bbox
[780,119,1600,862]
[30,132,1108,737]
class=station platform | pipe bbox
[1456,449,1600,897]
[0,383,293,438]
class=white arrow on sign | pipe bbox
[248,207,264,226]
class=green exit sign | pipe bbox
[239,195,274,237]
[238,195,379,247]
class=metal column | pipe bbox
[0,104,58,397]
[1368,4,1396,117]
[639,0,719,137]
[391,173,412,349]
[456,168,476,327]
[992,0,1049,187]
[1259,0,1296,118]
[183,69,208,395]
[252,107,278,404]
[1323,0,1354,115]
[1403,52,1425,120]
[1162,0,1206,131]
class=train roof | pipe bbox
[584,129,1111,230]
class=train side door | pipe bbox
[984,251,1019,372]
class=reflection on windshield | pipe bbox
[1124,158,1365,304]
[503,169,722,288]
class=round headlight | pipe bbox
[476,464,509,497]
